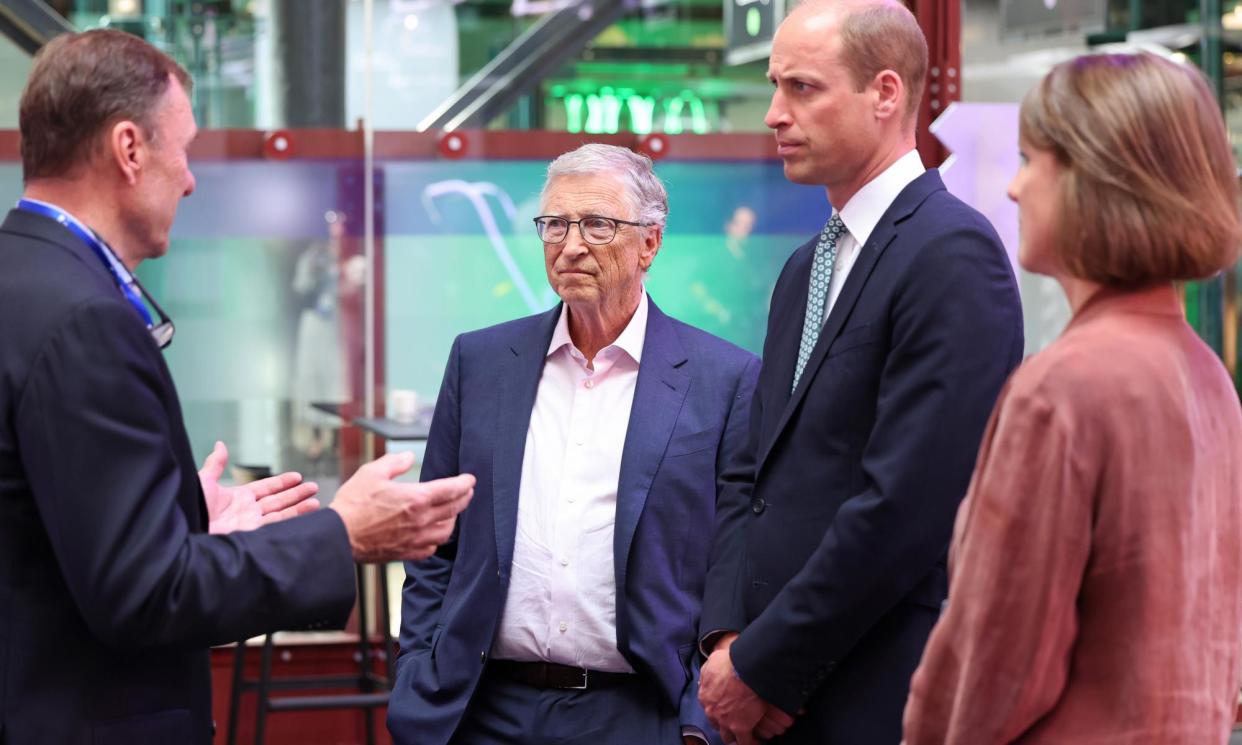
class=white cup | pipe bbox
[388,389,420,424]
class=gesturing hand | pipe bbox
[329,452,475,562]
[200,441,321,534]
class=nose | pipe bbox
[183,168,196,198]
[764,89,788,130]
[1006,172,1019,203]
[561,228,590,257]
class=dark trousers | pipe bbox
[450,668,682,745]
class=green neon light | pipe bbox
[627,95,656,135]
[746,7,762,37]
[689,95,709,135]
[565,94,585,133]
[585,94,605,134]
[663,97,685,134]
[556,89,718,134]
[601,93,623,134]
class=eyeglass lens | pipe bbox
[536,217,618,244]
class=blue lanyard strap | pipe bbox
[16,198,156,328]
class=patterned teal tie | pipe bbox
[792,213,846,393]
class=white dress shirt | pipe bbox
[491,290,649,673]
[825,149,926,316]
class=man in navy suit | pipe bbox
[697,2,1024,743]
[0,30,474,744]
[387,144,760,745]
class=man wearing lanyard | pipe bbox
[0,29,476,745]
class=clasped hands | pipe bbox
[699,633,796,744]
[200,441,475,563]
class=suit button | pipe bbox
[751,498,766,515]
[480,651,487,664]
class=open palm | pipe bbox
[198,441,322,534]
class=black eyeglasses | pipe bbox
[131,273,176,349]
[533,215,652,245]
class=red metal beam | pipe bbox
[909,0,960,167]
[0,130,779,163]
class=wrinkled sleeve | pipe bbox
[902,385,1094,744]
[16,299,356,650]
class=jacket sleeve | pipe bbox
[680,651,726,745]
[729,225,1024,714]
[15,299,356,650]
[395,335,464,664]
[698,354,761,647]
[683,353,759,742]
[903,388,1089,744]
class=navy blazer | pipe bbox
[701,171,1024,742]
[0,209,357,745]
[387,299,760,745]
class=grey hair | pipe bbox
[541,144,669,230]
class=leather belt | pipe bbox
[488,659,634,690]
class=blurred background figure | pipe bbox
[290,209,359,475]
[903,51,1242,745]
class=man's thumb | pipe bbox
[370,451,415,479]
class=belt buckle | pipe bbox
[566,668,589,690]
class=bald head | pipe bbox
[786,0,928,130]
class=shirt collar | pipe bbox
[548,286,649,364]
[837,149,925,247]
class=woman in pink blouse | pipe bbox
[902,52,1242,744]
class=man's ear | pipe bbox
[108,119,145,186]
[872,69,905,123]
[639,226,662,270]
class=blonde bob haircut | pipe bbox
[1019,52,1241,285]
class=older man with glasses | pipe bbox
[387,143,760,745]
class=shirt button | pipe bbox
[559,622,568,632]
[584,379,594,389]
[567,496,576,503]
[560,558,569,566]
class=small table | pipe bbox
[351,416,430,442]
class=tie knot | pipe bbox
[821,213,846,245]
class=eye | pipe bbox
[581,217,612,231]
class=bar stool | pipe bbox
[225,562,397,745]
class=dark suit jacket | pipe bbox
[386,299,760,745]
[0,209,357,745]
[701,170,1024,743]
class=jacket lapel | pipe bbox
[757,170,945,472]
[492,306,560,578]
[767,240,817,417]
[613,300,689,595]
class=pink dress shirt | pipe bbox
[491,291,649,673]
[903,284,1242,744]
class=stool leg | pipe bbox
[255,633,275,745]
[356,563,370,690]
[356,563,375,745]
[226,640,246,745]
[379,562,396,687]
